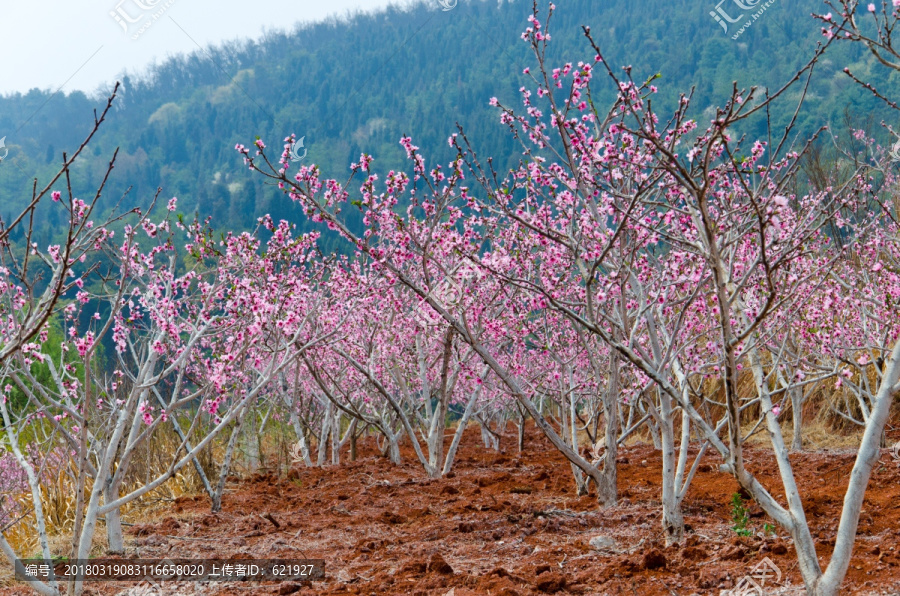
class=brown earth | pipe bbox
[4,426,900,595]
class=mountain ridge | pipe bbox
[0,0,887,250]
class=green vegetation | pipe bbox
[0,0,889,251]
[731,492,753,537]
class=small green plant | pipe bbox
[291,478,303,489]
[731,493,752,537]
[763,523,776,536]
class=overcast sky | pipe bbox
[0,0,400,96]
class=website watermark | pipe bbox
[890,139,900,162]
[109,0,178,41]
[289,136,307,162]
[437,0,458,11]
[709,0,780,41]
[0,136,8,164]
[123,578,163,596]
[17,558,324,582]
[414,275,463,328]
[720,556,782,595]
[413,262,482,328]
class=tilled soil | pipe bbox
[4,426,900,595]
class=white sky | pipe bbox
[0,0,399,96]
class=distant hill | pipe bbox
[0,0,888,252]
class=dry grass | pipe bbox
[0,422,225,588]
[742,418,865,450]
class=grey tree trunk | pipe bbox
[103,482,124,554]
[244,412,260,473]
[790,385,804,452]
[811,340,900,595]
[212,409,248,513]
[331,409,341,465]
[317,399,333,467]
[658,391,684,546]
[517,410,526,453]
[565,366,589,496]
[442,382,483,475]
[426,331,454,477]
[647,410,662,449]
[480,420,500,450]
[382,433,401,464]
[289,409,313,466]
[595,353,620,506]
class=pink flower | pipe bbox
[138,401,154,425]
[51,191,61,202]
[772,405,781,417]
[869,3,876,11]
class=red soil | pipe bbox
[5,426,900,595]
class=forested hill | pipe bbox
[0,0,887,251]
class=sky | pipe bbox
[0,0,400,96]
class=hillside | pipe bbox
[0,0,887,250]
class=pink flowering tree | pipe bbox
[241,93,625,507]
[241,4,900,592]
[268,258,383,467]
[298,258,498,477]
[458,5,898,593]
[0,86,139,595]
[199,217,348,510]
[243,123,634,495]
[0,206,338,596]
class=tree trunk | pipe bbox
[212,410,248,513]
[103,483,125,554]
[289,409,313,467]
[659,397,684,546]
[244,411,260,473]
[659,414,684,546]
[334,416,357,465]
[384,434,401,464]
[480,421,499,450]
[317,399,333,467]
[331,409,341,466]
[426,328,454,477]
[566,367,589,496]
[378,423,402,465]
[791,385,804,452]
[812,340,900,594]
[647,409,662,449]
[517,410,526,453]
[596,354,620,506]
[443,384,481,475]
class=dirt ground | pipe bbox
[4,426,900,596]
